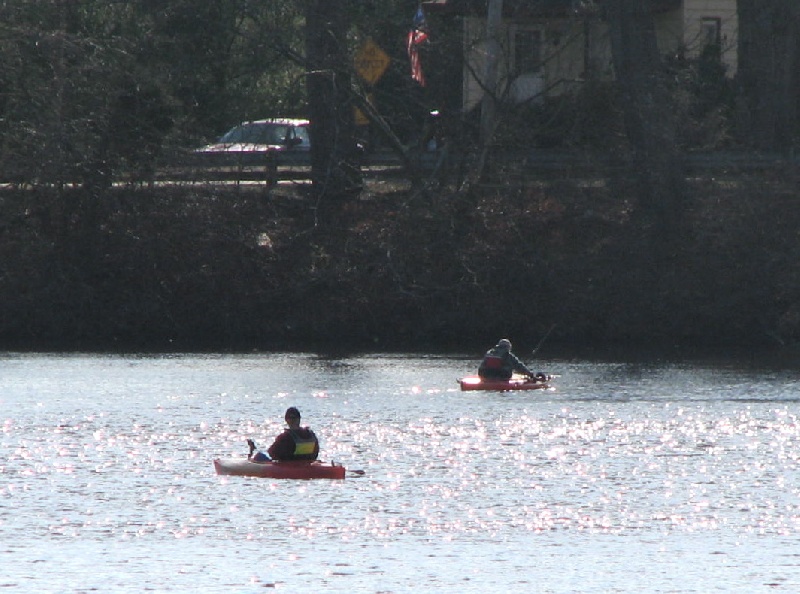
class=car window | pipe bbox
[293,126,310,147]
[260,125,289,144]
[219,123,288,145]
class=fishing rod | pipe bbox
[532,323,557,356]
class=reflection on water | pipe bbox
[2,352,800,592]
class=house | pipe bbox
[422,0,738,112]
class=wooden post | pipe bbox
[265,151,277,188]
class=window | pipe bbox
[292,125,310,147]
[700,18,721,49]
[514,29,542,75]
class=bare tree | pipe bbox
[605,0,686,236]
[736,0,800,152]
[305,0,363,206]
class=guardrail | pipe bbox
[4,149,797,188]
[153,149,410,184]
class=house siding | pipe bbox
[460,0,737,112]
[682,0,738,75]
[462,17,482,113]
[462,16,591,112]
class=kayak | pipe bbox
[458,374,551,392]
[458,375,551,391]
[213,458,346,479]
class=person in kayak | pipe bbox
[478,338,543,380]
[247,407,320,462]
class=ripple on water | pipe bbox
[2,353,800,592]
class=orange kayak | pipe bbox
[458,374,551,392]
[213,458,346,479]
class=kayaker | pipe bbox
[247,407,320,462]
[478,338,541,380]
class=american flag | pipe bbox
[406,7,428,86]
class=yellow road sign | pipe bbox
[354,38,390,85]
[354,93,374,126]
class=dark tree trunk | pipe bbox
[305,0,363,207]
[605,0,685,236]
[736,0,800,152]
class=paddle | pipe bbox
[246,439,271,462]
[247,438,256,458]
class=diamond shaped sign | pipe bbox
[354,38,390,86]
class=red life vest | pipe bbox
[482,353,504,369]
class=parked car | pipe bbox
[195,118,311,166]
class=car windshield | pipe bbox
[218,123,289,145]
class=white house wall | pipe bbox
[682,0,738,75]
[462,16,593,112]
[462,17,484,113]
[461,1,737,112]
[655,9,685,57]
[543,20,589,96]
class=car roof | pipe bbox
[241,118,310,126]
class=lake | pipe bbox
[2,350,800,593]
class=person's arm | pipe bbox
[267,432,293,460]
[509,353,535,377]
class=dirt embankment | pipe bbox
[2,171,799,353]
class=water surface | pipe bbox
[2,352,800,592]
